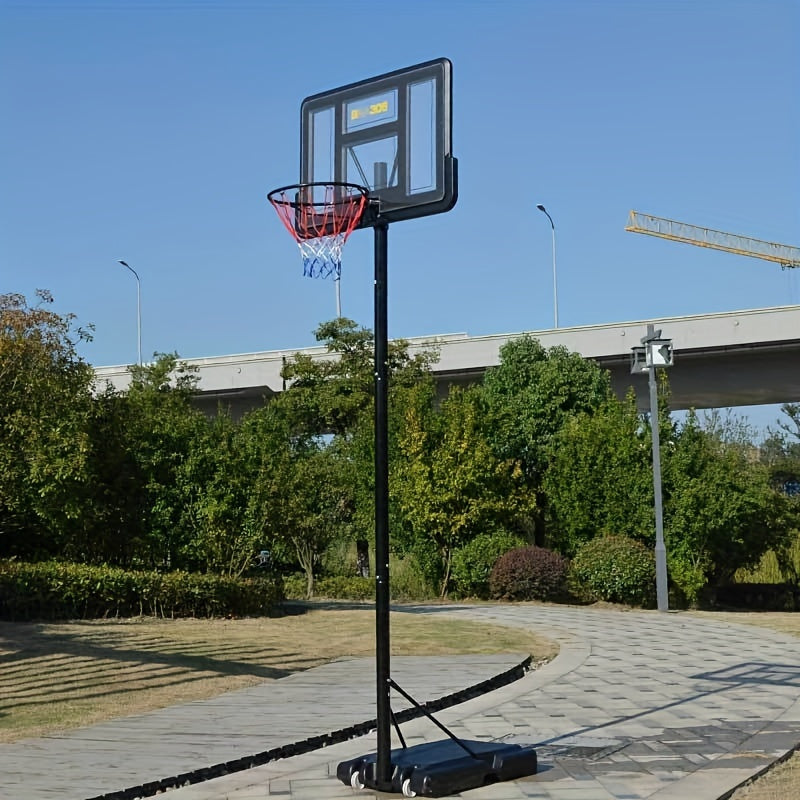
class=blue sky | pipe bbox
[2,0,798,429]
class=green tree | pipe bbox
[178,411,267,577]
[71,388,147,565]
[232,399,296,569]
[758,415,800,584]
[278,318,439,575]
[240,396,354,596]
[761,405,800,503]
[95,353,210,569]
[281,442,353,597]
[393,384,534,596]
[663,411,791,604]
[0,291,95,559]
[777,403,800,443]
[480,335,612,544]
[697,408,759,450]
[281,318,436,438]
[543,393,653,556]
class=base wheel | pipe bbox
[350,769,365,791]
[402,777,417,797]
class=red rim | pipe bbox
[268,182,369,242]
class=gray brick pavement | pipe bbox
[0,652,525,800]
[2,605,800,800]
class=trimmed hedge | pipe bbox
[489,546,568,602]
[0,560,283,620]
[283,574,374,601]
[570,535,655,607]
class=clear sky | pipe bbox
[2,0,798,429]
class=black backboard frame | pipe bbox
[300,57,457,228]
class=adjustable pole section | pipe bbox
[373,219,392,789]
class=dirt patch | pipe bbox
[690,610,800,639]
[729,748,800,800]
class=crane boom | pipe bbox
[626,210,800,268]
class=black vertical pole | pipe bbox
[373,218,392,789]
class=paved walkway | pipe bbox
[2,605,800,800]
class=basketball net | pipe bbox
[268,183,369,279]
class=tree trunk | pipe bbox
[305,567,315,599]
[439,548,452,599]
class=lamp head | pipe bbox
[536,204,546,212]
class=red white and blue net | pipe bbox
[268,183,369,279]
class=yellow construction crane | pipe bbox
[626,210,800,269]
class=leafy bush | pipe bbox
[0,560,283,620]
[389,553,436,601]
[735,532,800,586]
[489,546,568,601]
[315,576,374,600]
[282,573,307,600]
[734,549,784,584]
[282,573,373,601]
[320,539,362,577]
[283,559,434,602]
[570,535,655,607]
[398,535,445,597]
[451,531,527,599]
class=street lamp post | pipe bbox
[117,260,142,365]
[631,325,674,612]
[536,204,558,328]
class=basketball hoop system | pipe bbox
[268,182,370,279]
[265,62,536,798]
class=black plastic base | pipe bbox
[337,739,537,797]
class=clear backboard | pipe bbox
[300,57,457,227]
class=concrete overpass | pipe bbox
[94,305,800,417]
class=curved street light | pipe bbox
[116,260,142,365]
[536,204,559,328]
